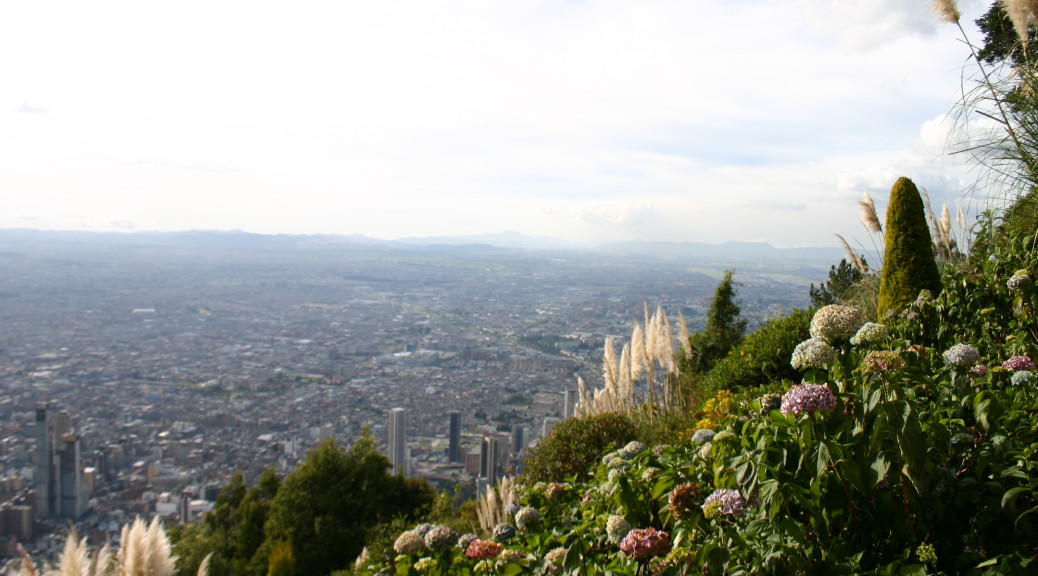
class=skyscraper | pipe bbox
[564,388,579,419]
[387,407,407,476]
[448,411,461,462]
[34,404,86,519]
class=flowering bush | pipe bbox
[618,527,671,560]
[1011,370,1035,386]
[1002,355,1036,372]
[702,488,746,517]
[809,305,865,344]
[859,350,906,374]
[850,322,889,347]
[393,530,426,555]
[606,515,632,544]
[1008,269,1033,290]
[780,383,838,416]
[668,482,701,520]
[690,429,715,444]
[514,507,541,531]
[465,539,502,559]
[790,338,836,369]
[942,343,981,368]
[423,525,458,550]
[491,522,515,542]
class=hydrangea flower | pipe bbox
[605,515,632,544]
[498,549,527,563]
[860,350,906,374]
[618,441,646,459]
[413,557,436,572]
[412,523,435,537]
[457,533,479,550]
[850,322,889,347]
[1008,269,1033,290]
[424,525,458,550]
[943,344,981,368]
[691,429,715,444]
[969,364,987,377]
[697,442,713,460]
[790,338,836,370]
[514,507,541,531]
[668,482,701,520]
[780,383,837,416]
[543,547,567,575]
[758,393,782,414]
[1011,370,1035,386]
[641,467,659,482]
[1002,355,1037,372]
[810,305,865,344]
[701,488,746,517]
[544,482,567,499]
[618,527,671,560]
[492,522,516,542]
[504,503,520,517]
[713,430,736,444]
[465,539,502,559]
[393,530,426,555]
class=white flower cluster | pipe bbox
[790,338,836,369]
[810,305,865,344]
[850,322,889,347]
[942,343,980,368]
[1008,269,1033,291]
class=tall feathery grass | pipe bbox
[9,518,209,576]
[575,304,686,419]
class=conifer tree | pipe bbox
[686,270,747,374]
[877,177,942,316]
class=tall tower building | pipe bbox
[34,404,86,519]
[480,435,502,484]
[387,407,407,476]
[448,412,461,462]
[564,388,579,419]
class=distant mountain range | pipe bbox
[0,228,845,264]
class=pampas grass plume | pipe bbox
[858,191,882,234]
[930,0,960,24]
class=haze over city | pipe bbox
[1,0,992,247]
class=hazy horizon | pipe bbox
[1,0,991,248]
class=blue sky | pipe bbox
[0,0,993,247]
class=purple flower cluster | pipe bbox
[618,527,671,560]
[701,488,746,517]
[780,383,837,416]
[1002,355,1036,372]
[424,525,458,550]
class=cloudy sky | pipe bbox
[0,0,996,247]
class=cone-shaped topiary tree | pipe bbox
[877,177,942,317]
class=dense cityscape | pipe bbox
[0,229,836,561]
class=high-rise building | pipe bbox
[512,425,525,454]
[387,407,407,476]
[34,404,87,519]
[480,435,503,484]
[564,389,579,419]
[448,412,461,462]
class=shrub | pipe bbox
[877,177,942,316]
[520,412,638,483]
[703,308,811,391]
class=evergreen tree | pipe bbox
[686,270,747,374]
[877,177,942,317]
[810,259,865,306]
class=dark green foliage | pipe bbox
[686,270,747,374]
[976,2,1038,69]
[877,177,943,317]
[265,541,296,576]
[809,259,865,306]
[520,412,638,483]
[259,434,435,576]
[703,308,812,392]
[171,468,281,576]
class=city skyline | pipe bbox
[1,0,992,248]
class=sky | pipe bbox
[0,0,999,247]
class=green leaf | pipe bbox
[898,564,927,576]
